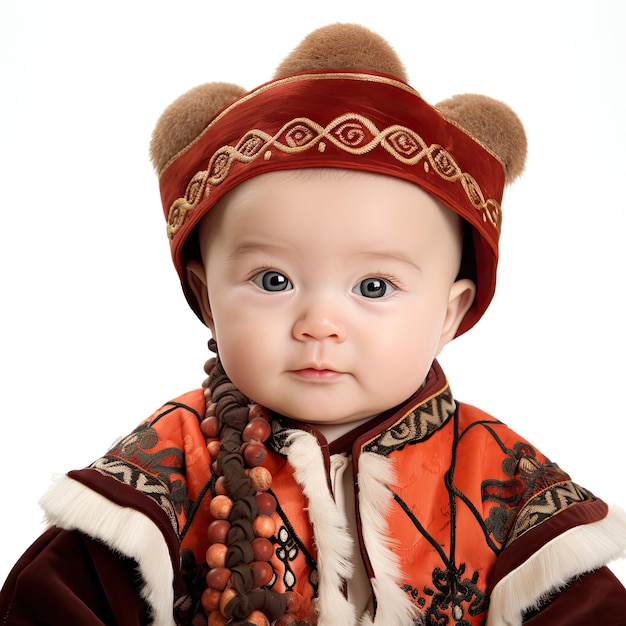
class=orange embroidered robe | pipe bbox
[2,363,626,625]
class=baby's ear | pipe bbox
[186,261,215,331]
[437,278,477,353]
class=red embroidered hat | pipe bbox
[151,24,526,336]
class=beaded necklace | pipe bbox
[199,340,314,626]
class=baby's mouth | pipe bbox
[290,368,344,380]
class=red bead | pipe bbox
[201,415,220,438]
[251,560,274,587]
[251,537,273,561]
[249,404,271,421]
[205,566,231,591]
[255,492,277,515]
[242,418,272,443]
[243,442,268,467]
[207,519,230,544]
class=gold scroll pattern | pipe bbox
[167,113,502,239]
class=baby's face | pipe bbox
[194,170,471,425]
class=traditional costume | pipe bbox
[3,362,626,625]
[2,23,626,625]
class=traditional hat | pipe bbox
[151,23,526,335]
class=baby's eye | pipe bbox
[353,277,395,298]
[252,270,293,292]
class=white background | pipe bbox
[1,0,625,589]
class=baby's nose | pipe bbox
[291,300,347,342]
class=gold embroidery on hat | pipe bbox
[167,170,210,238]
[167,113,501,238]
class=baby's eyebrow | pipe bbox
[227,241,289,261]
[356,250,422,273]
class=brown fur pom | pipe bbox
[150,82,246,175]
[273,23,408,82]
[436,94,527,183]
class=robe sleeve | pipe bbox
[486,500,626,625]
[523,566,626,625]
[0,526,149,626]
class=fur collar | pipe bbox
[283,430,420,625]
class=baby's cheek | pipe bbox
[218,338,273,399]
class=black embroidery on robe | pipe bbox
[390,405,596,624]
[272,491,319,596]
[89,401,214,541]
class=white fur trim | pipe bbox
[39,475,175,626]
[357,452,421,626]
[486,506,626,626]
[285,430,357,626]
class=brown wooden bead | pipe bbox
[205,566,231,591]
[209,495,233,520]
[255,492,277,515]
[246,610,270,626]
[206,438,221,460]
[251,560,273,587]
[249,466,272,492]
[251,537,273,561]
[212,459,222,475]
[215,475,228,495]
[285,591,309,618]
[219,587,237,617]
[242,442,268,467]
[253,515,276,538]
[200,415,220,438]
[242,418,272,443]
[207,610,227,626]
[206,542,228,568]
[200,587,221,612]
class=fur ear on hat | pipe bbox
[436,94,527,183]
[150,82,246,175]
[273,23,408,82]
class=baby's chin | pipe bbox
[275,407,383,427]
[257,393,416,426]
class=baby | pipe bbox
[2,23,626,626]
